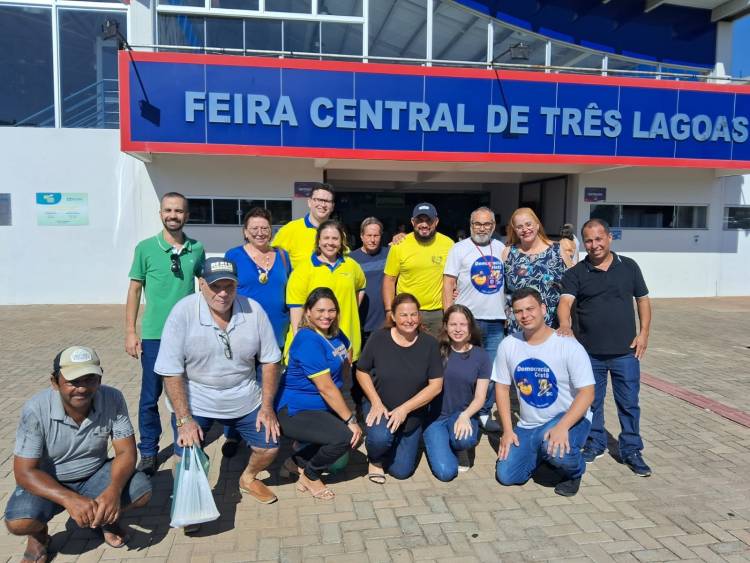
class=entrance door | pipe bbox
[518,176,568,235]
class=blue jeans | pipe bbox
[476,319,505,417]
[423,412,479,482]
[363,402,423,480]
[4,460,152,523]
[171,405,278,458]
[138,339,162,457]
[587,352,644,457]
[224,359,264,442]
[496,414,590,485]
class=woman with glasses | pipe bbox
[222,207,291,457]
[423,305,490,482]
[275,287,363,500]
[502,208,574,333]
[356,293,443,483]
[285,220,366,361]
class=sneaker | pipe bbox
[622,452,652,477]
[478,414,501,433]
[137,455,158,476]
[221,438,240,458]
[582,448,606,464]
[457,450,471,473]
[554,477,581,497]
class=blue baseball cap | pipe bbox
[202,257,238,284]
[412,202,437,220]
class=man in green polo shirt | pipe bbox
[125,192,205,476]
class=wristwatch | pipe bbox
[344,413,357,425]
[175,415,193,427]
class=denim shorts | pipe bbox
[4,459,152,523]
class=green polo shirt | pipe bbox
[128,231,205,339]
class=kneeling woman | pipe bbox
[276,287,363,500]
[356,293,443,482]
[424,305,491,482]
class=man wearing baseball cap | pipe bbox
[156,257,282,512]
[383,203,454,335]
[5,346,152,560]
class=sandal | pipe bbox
[296,476,335,501]
[21,530,50,563]
[366,472,387,485]
[279,457,301,480]
[100,523,130,548]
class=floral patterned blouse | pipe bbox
[504,242,567,333]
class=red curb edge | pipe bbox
[642,372,750,428]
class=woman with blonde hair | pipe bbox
[502,208,573,333]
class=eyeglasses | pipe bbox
[311,197,334,205]
[247,226,271,234]
[471,221,495,230]
[218,331,232,360]
[170,253,181,273]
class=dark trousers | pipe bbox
[277,407,352,481]
[138,339,162,457]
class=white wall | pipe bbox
[572,167,750,297]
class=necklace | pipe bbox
[246,245,273,284]
[450,343,473,354]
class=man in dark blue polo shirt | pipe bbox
[557,218,652,477]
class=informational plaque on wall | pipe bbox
[36,193,89,226]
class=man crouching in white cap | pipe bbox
[156,257,282,518]
[5,346,152,561]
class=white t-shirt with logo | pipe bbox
[492,332,594,429]
[444,237,506,320]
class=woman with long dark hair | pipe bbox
[423,305,491,481]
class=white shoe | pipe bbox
[479,414,501,433]
[457,450,471,472]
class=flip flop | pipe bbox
[296,480,335,501]
[100,524,130,549]
[366,472,386,485]
[22,527,50,563]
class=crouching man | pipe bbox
[494,289,595,497]
[5,346,152,561]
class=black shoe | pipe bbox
[554,477,581,497]
[622,452,652,477]
[221,439,240,458]
[137,455,158,476]
[582,448,606,464]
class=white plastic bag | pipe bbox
[170,445,220,528]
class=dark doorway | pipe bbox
[333,190,490,248]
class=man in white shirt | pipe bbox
[493,288,595,496]
[156,258,282,507]
[444,206,506,432]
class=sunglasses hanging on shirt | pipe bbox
[170,252,181,273]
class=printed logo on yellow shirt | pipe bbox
[431,256,444,265]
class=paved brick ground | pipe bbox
[1,298,749,562]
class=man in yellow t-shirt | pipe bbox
[272,183,335,269]
[383,203,454,335]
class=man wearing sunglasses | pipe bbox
[272,183,335,269]
[156,257,282,510]
[125,192,205,478]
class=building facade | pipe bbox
[1,0,749,304]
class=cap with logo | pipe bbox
[53,346,103,381]
[412,202,438,220]
[202,257,238,284]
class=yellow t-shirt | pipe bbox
[272,215,317,270]
[286,255,367,360]
[383,232,454,311]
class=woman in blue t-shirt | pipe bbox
[275,287,363,500]
[423,304,491,482]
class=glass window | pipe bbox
[319,0,362,17]
[266,200,292,224]
[59,9,125,129]
[211,0,258,9]
[187,198,212,224]
[493,25,546,66]
[159,14,205,50]
[724,206,750,230]
[590,204,707,229]
[660,66,705,81]
[590,205,620,228]
[621,204,675,228]
[369,0,427,61]
[213,199,240,224]
[550,43,602,72]
[321,22,362,56]
[675,205,707,228]
[0,6,54,127]
[159,0,206,7]
[240,199,266,219]
[266,0,311,14]
[206,17,243,50]
[284,20,319,53]
[432,0,487,63]
[245,18,282,52]
[607,56,657,77]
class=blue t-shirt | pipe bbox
[225,245,291,348]
[434,346,491,418]
[275,328,351,416]
[350,246,389,333]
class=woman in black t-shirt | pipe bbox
[356,293,443,483]
[424,305,491,482]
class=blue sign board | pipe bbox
[120,52,750,168]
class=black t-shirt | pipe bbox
[357,328,443,432]
[561,252,648,355]
[433,346,491,418]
